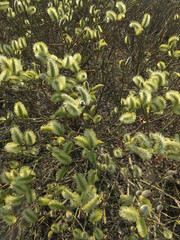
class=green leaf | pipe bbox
[87,170,99,184]
[8,161,19,169]
[93,227,104,240]
[82,196,100,214]
[75,173,89,193]
[83,113,92,121]
[87,151,97,165]
[77,85,91,105]
[23,208,38,224]
[56,166,68,181]
[52,75,66,91]
[163,229,173,239]
[74,136,89,149]
[26,188,36,203]
[141,13,151,28]
[14,102,28,118]
[4,142,21,154]
[52,148,72,165]
[89,209,103,223]
[113,148,123,158]
[15,175,34,184]
[84,129,103,149]
[10,126,23,145]
[5,195,23,207]
[119,206,139,222]
[63,141,73,154]
[73,228,83,239]
[47,7,59,22]
[129,21,143,35]
[51,223,60,233]
[49,200,65,210]
[12,182,27,194]
[119,112,136,124]
[93,114,102,124]
[62,188,81,208]
[136,217,148,238]
[91,84,104,92]
[119,195,133,206]
[116,1,126,14]
[38,197,50,206]
[133,165,142,178]
[24,130,36,145]
[50,120,65,135]
[3,214,17,226]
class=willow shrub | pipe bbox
[0,0,180,239]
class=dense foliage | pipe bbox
[0,0,180,239]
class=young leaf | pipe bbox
[87,151,97,165]
[130,145,152,161]
[52,75,66,91]
[47,59,59,79]
[87,170,99,185]
[47,7,59,22]
[56,166,68,181]
[106,10,117,21]
[23,208,38,224]
[5,195,23,207]
[89,209,103,223]
[77,85,91,105]
[14,102,28,118]
[4,142,21,154]
[51,223,60,233]
[136,217,148,238]
[50,120,65,135]
[116,1,126,14]
[163,229,173,239]
[133,165,142,178]
[82,196,100,214]
[24,130,36,145]
[38,197,50,206]
[26,188,36,203]
[73,228,83,240]
[52,148,72,165]
[10,126,23,145]
[84,129,102,149]
[119,112,136,124]
[76,70,87,82]
[93,227,104,240]
[113,148,123,158]
[119,195,133,206]
[140,204,150,216]
[119,206,139,222]
[75,173,89,193]
[139,90,152,107]
[129,21,143,35]
[141,13,151,28]
[49,200,65,210]
[62,188,81,208]
[93,115,102,124]
[64,101,82,117]
[74,135,89,149]
[3,214,17,226]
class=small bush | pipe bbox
[0,0,179,239]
